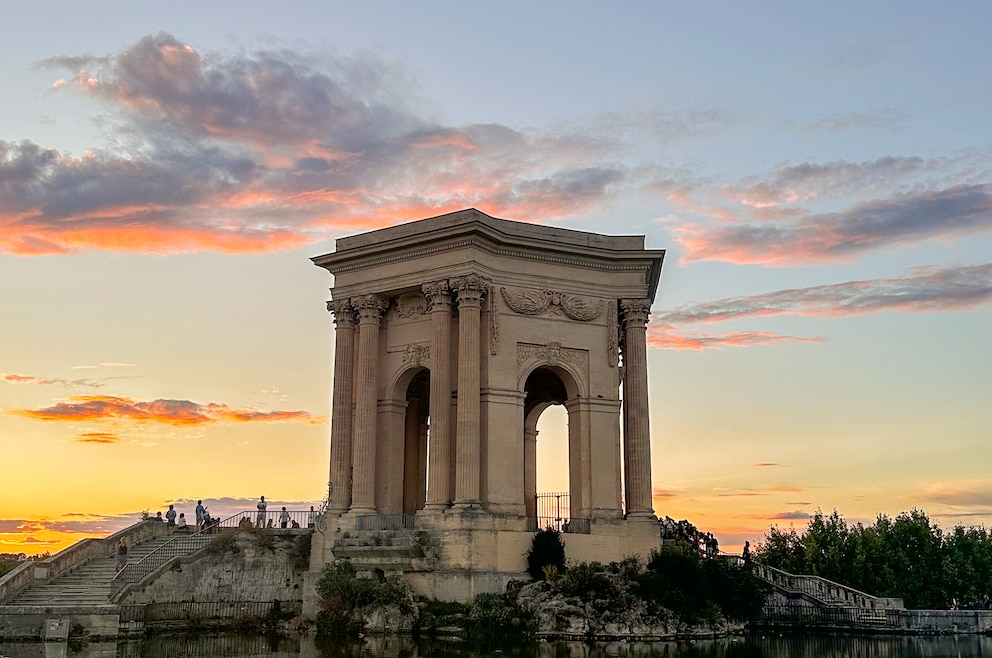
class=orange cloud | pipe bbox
[73,432,123,444]
[7,395,321,427]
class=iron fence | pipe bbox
[532,492,591,534]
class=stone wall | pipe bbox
[119,531,304,605]
[0,606,119,640]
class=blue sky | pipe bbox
[1,2,990,554]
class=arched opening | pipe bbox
[524,367,574,530]
[402,369,430,515]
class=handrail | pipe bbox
[113,509,314,587]
[751,561,903,610]
[1,520,166,605]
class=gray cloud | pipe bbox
[677,184,992,265]
[771,511,812,521]
[657,262,992,325]
[0,33,660,255]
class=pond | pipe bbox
[2,632,992,658]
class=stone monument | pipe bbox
[308,208,665,600]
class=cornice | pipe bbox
[320,235,663,277]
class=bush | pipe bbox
[526,528,566,580]
[638,548,768,623]
[202,532,238,556]
[314,560,413,639]
[466,592,535,642]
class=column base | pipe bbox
[452,499,483,510]
[348,506,377,516]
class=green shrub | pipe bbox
[314,559,413,639]
[526,527,566,580]
[638,548,768,623]
[466,592,535,642]
[202,532,238,556]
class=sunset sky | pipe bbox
[2,2,990,556]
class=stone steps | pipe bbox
[5,536,175,606]
[331,529,437,573]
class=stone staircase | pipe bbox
[4,536,176,606]
[331,529,438,574]
[752,561,902,630]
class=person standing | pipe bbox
[195,500,205,530]
[115,537,128,573]
[165,504,177,534]
[308,506,315,528]
[279,507,290,529]
[256,495,267,528]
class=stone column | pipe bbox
[621,299,654,517]
[349,293,386,515]
[327,299,356,513]
[452,274,487,509]
[422,281,453,510]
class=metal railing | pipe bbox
[530,492,591,534]
[113,510,314,587]
[355,513,415,531]
[224,509,318,530]
[751,561,900,610]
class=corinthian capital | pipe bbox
[620,299,652,328]
[451,274,489,307]
[351,294,387,325]
[327,299,357,328]
[422,280,452,312]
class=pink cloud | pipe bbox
[646,325,824,351]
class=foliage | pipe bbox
[526,527,566,580]
[0,558,20,578]
[202,532,238,556]
[755,508,992,609]
[638,547,769,623]
[465,592,535,642]
[314,559,413,639]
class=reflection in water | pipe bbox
[2,633,991,658]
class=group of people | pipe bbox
[660,515,722,559]
[153,501,216,535]
[252,496,317,529]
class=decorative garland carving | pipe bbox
[500,287,604,321]
[607,301,618,367]
[517,341,582,367]
[489,285,500,355]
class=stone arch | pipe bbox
[521,365,588,525]
[387,366,430,515]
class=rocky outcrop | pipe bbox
[513,578,744,640]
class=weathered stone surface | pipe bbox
[119,532,303,606]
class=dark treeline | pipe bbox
[755,508,992,609]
